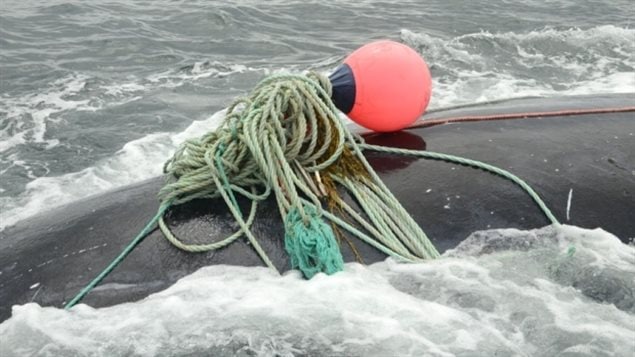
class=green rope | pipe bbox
[358,145,560,225]
[64,204,170,309]
[64,72,561,308]
[157,72,440,277]
[284,205,344,278]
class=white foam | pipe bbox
[0,61,272,230]
[0,61,262,154]
[0,225,632,356]
[146,61,258,88]
[401,25,635,108]
[0,75,96,153]
[0,110,226,230]
[2,26,634,229]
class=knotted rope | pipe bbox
[65,72,560,309]
[157,72,440,278]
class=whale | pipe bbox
[1,93,633,323]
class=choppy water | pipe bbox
[1,0,634,228]
[1,1,634,356]
[1,225,634,356]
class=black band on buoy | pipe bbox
[328,64,356,114]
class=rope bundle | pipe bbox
[158,73,440,278]
[65,72,561,308]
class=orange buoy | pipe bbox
[329,40,432,132]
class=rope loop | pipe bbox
[158,72,441,277]
[65,71,565,308]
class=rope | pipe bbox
[64,72,567,308]
[411,106,635,130]
[359,144,560,225]
[64,204,169,309]
[157,72,440,277]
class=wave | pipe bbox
[0,62,265,229]
[1,225,633,356]
[401,25,635,107]
[0,61,261,154]
[1,25,633,229]
[0,109,226,230]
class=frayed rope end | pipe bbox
[284,206,344,279]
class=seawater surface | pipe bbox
[1,0,634,228]
[0,1,634,356]
[1,225,634,356]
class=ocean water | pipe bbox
[1,0,634,356]
[1,225,634,356]
[1,0,634,228]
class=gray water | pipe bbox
[1,0,634,227]
[1,225,634,356]
[1,1,634,356]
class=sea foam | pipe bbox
[0,225,632,356]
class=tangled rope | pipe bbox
[157,72,440,278]
[65,72,560,309]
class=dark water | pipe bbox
[1,0,633,227]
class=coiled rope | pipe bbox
[157,72,441,272]
[65,72,560,309]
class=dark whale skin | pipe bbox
[1,93,633,323]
